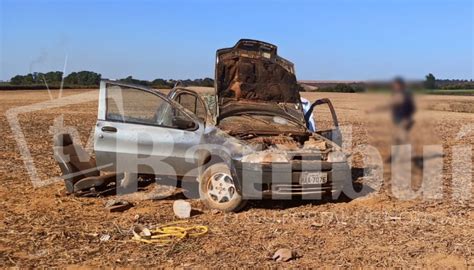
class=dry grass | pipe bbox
[0,89,473,268]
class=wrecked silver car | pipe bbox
[90,39,350,212]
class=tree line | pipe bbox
[118,76,214,88]
[9,71,101,86]
[2,71,215,90]
[424,73,474,90]
[303,73,473,94]
[3,71,472,91]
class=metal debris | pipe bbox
[104,199,133,212]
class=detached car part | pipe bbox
[53,133,118,195]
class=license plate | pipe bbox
[299,172,328,185]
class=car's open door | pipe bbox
[94,80,204,178]
[167,88,210,123]
[305,98,342,146]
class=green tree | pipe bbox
[119,75,150,86]
[201,77,214,87]
[64,71,101,86]
[334,84,354,93]
[424,73,437,89]
[151,78,170,88]
[10,75,25,85]
[43,71,63,83]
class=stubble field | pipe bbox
[0,88,473,268]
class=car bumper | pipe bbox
[233,160,351,199]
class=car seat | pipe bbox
[53,133,117,194]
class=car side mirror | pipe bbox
[172,116,197,130]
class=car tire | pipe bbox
[199,163,246,212]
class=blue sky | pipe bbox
[1,0,473,81]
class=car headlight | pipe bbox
[327,151,346,162]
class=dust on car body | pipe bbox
[58,39,351,212]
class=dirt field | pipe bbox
[0,89,473,268]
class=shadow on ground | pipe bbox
[77,167,378,212]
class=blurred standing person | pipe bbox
[370,77,416,161]
[391,77,416,151]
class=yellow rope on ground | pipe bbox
[132,221,208,245]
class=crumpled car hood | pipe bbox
[203,125,337,164]
[215,39,302,114]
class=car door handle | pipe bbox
[101,126,117,133]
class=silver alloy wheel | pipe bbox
[207,172,236,203]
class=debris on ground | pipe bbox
[132,221,208,245]
[99,234,111,242]
[132,224,151,239]
[210,209,222,215]
[104,199,133,212]
[272,248,296,262]
[173,200,192,219]
[310,222,323,229]
[2,90,472,268]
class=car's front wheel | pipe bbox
[199,163,246,212]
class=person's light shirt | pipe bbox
[300,97,316,132]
